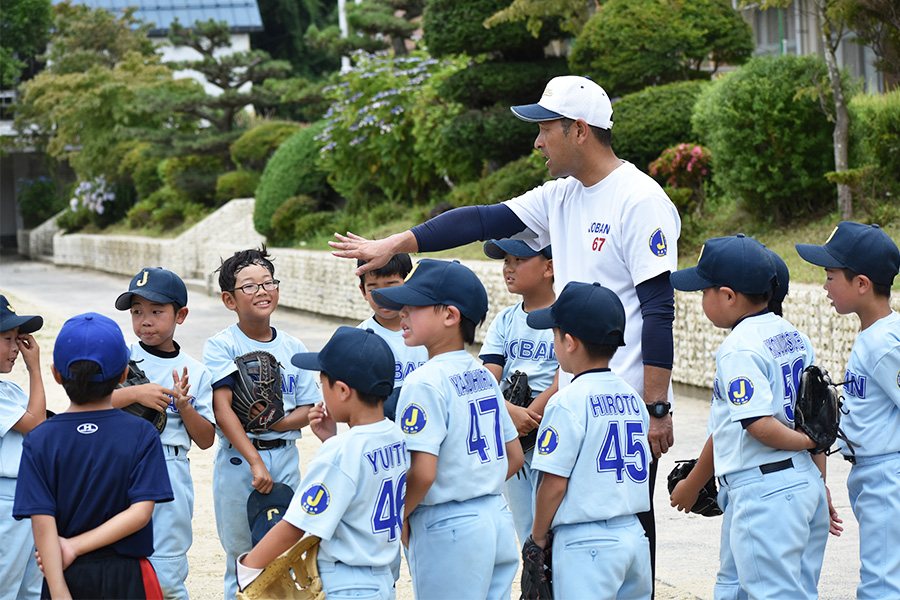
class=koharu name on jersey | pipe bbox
[364,440,408,475]
[590,392,643,418]
[503,339,555,362]
[449,368,495,397]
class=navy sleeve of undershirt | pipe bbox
[635,272,675,370]
[479,354,505,367]
[411,205,527,252]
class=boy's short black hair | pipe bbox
[322,372,386,407]
[59,360,122,405]
[738,288,774,307]
[358,254,413,287]
[840,267,891,298]
[217,245,275,293]
[559,328,618,360]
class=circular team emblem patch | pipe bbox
[649,228,667,257]
[400,404,427,434]
[76,423,98,435]
[896,370,900,389]
[300,483,330,515]
[727,376,754,406]
[536,427,559,455]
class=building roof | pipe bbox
[54,0,264,37]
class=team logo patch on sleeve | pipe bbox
[400,403,427,434]
[727,376,754,405]
[649,228,667,257]
[536,427,559,455]
[300,483,330,515]
[896,371,900,389]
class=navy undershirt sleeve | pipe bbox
[479,354,505,367]
[411,204,527,252]
[212,374,234,390]
[635,272,675,370]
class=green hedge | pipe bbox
[254,121,335,238]
[693,55,834,222]
[17,177,64,228]
[446,150,550,207]
[613,80,710,172]
[215,170,261,204]
[849,90,900,177]
[438,59,568,109]
[163,154,225,206]
[230,121,302,171]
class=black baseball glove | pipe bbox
[667,459,722,517]
[795,364,856,455]
[232,351,285,434]
[504,371,537,452]
[117,359,167,435]
[520,534,553,600]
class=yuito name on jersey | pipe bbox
[364,441,408,475]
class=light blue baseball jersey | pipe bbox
[480,302,557,396]
[128,342,215,450]
[0,380,27,479]
[532,370,650,527]
[709,312,815,476]
[396,350,518,505]
[358,317,428,392]
[284,419,407,567]
[203,324,321,441]
[839,311,900,456]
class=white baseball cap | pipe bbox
[511,76,613,129]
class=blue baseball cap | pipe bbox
[483,239,552,260]
[527,282,626,346]
[115,267,188,310]
[795,222,900,286]
[769,249,790,304]
[371,259,489,324]
[292,326,394,396]
[53,312,129,382]
[670,234,775,294]
[247,483,294,546]
[0,295,43,334]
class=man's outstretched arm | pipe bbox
[330,204,527,275]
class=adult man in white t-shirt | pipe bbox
[331,76,681,588]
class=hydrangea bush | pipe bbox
[649,143,712,214]
[70,175,115,215]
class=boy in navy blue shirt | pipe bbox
[14,313,173,599]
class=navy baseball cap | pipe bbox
[292,326,394,396]
[795,222,900,286]
[115,267,188,310]
[527,282,626,346]
[671,234,775,294]
[0,295,43,334]
[511,76,614,129]
[769,249,790,304]
[483,239,552,260]
[247,483,294,546]
[372,259,489,324]
[53,312,129,382]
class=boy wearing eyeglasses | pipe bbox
[112,267,215,599]
[202,246,322,600]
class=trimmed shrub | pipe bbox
[692,55,834,222]
[215,170,261,204]
[849,90,900,177]
[163,154,225,206]
[446,150,551,207]
[126,185,205,231]
[17,177,65,228]
[613,80,710,172]
[270,195,317,246]
[254,121,335,238]
[118,141,164,200]
[230,121,302,171]
[438,59,569,109]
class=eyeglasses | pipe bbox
[232,280,280,295]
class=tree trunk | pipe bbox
[820,4,853,220]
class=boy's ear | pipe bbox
[855,274,872,295]
[118,366,130,384]
[563,332,579,354]
[719,286,736,303]
[444,305,462,327]
[221,291,237,311]
[51,364,63,384]
[359,283,368,299]
[175,306,189,325]
[544,258,554,278]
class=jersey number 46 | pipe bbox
[372,473,406,542]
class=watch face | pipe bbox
[650,401,669,417]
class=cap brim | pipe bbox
[115,290,179,311]
[371,286,436,312]
[511,104,564,123]
[670,267,716,292]
[794,244,845,269]
[526,306,558,330]
[291,352,322,371]
[483,239,542,260]
[0,314,43,334]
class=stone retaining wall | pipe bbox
[21,198,895,389]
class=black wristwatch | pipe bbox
[647,401,672,418]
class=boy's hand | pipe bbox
[826,485,843,536]
[34,537,77,572]
[507,403,540,437]
[670,479,701,513]
[250,461,274,494]
[309,402,336,442]
[130,383,176,412]
[171,368,193,411]
[401,517,410,549]
[16,334,40,370]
